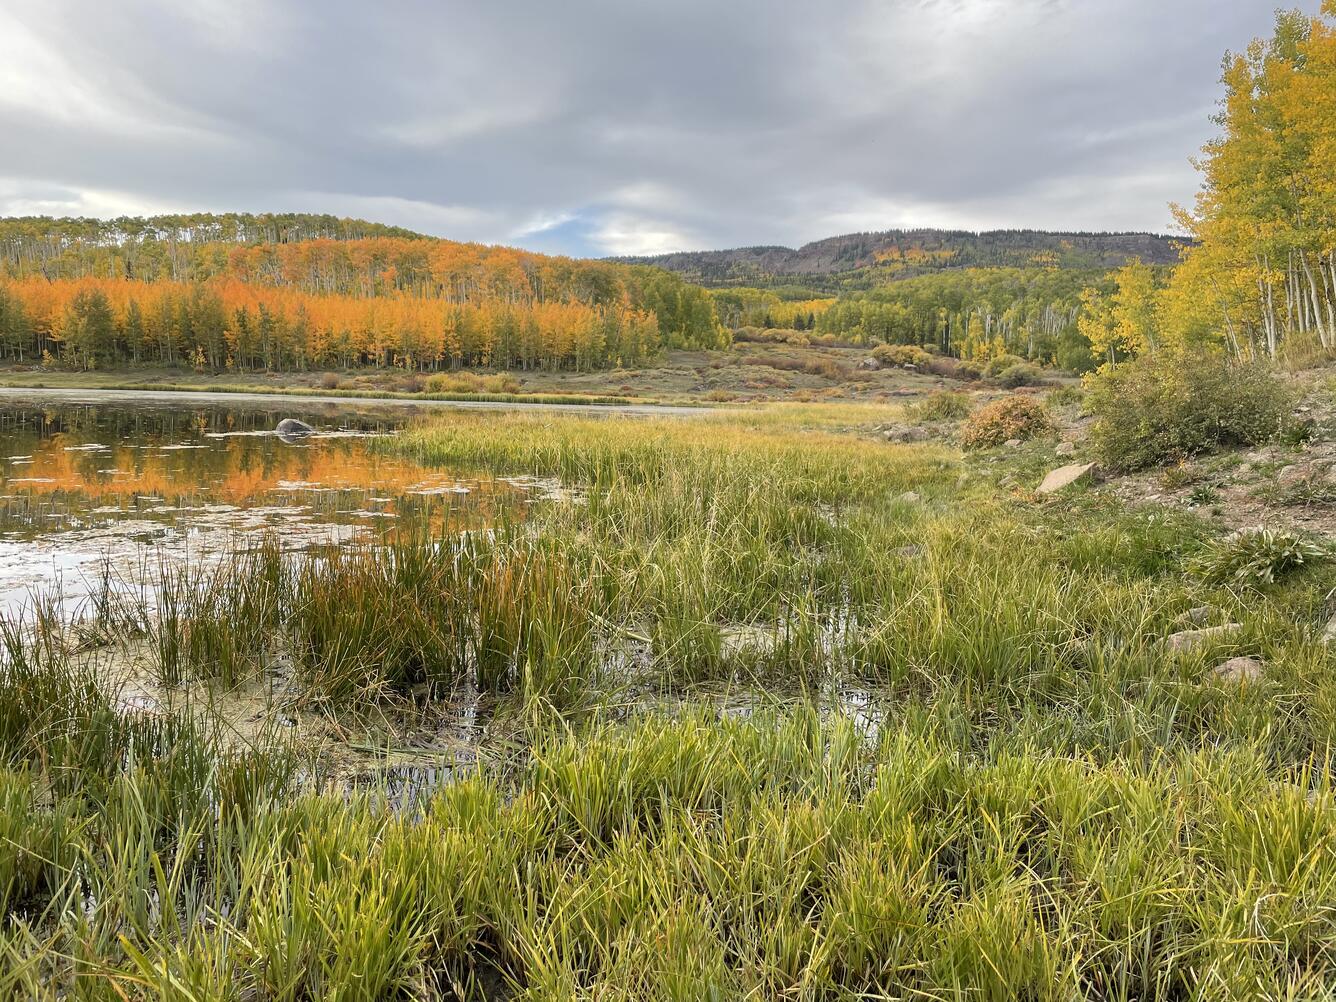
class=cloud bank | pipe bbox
[0,0,1310,255]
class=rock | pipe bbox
[857,357,882,371]
[1004,438,1022,448]
[1321,614,1336,645]
[1054,441,1076,456]
[883,425,929,443]
[1213,656,1264,684]
[1234,463,1253,477]
[892,544,923,558]
[275,418,316,439]
[1036,462,1096,495]
[1166,623,1242,654]
[1178,605,1213,626]
[897,491,921,504]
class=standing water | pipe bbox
[0,393,537,616]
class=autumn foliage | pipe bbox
[0,224,726,372]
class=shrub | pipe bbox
[958,395,1056,449]
[1046,385,1085,409]
[983,353,1027,378]
[954,360,984,381]
[424,371,522,395]
[996,362,1046,388]
[909,390,972,422]
[1197,525,1330,588]
[871,344,933,368]
[319,372,342,390]
[1085,351,1296,472]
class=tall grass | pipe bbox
[3,402,1336,997]
[3,708,1335,998]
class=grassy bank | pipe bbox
[4,402,1336,998]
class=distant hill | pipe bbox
[616,228,1185,291]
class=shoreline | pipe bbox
[0,384,709,415]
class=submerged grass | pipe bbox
[4,400,1336,997]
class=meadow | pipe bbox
[3,400,1336,999]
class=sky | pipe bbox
[0,0,1319,258]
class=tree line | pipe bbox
[0,277,663,372]
[1082,6,1336,365]
[812,268,1100,370]
[0,218,727,371]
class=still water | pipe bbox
[0,393,542,615]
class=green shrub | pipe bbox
[871,344,933,368]
[997,362,1046,388]
[958,394,1056,450]
[1085,351,1296,471]
[983,353,1027,378]
[1196,525,1330,588]
[424,371,522,395]
[909,390,973,422]
[1046,385,1085,409]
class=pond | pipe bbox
[0,392,546,616]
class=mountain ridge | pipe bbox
[615,227,1185,290]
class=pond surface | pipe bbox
[0,393,542,616]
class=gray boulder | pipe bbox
[883,425,929,443]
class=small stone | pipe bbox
[1166,623,1242,653]
[1004,438,1022,448]
[892,544,924,558]
[897,491,921,504]
[1235,463,1253,477]
[1213,656,1264,684]
[1321,614,1336,645]
[1037,462,1096,495]
[1054,441,1076,456]
[1180,606,1212,626]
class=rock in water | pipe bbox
[1036,462,1096,495]
[1213,656,1264,684]
[275,418,316,439]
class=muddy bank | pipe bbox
[0,385,707,416]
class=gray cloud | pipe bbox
[0,0,1313,255]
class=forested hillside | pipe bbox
[620,228,1183,291]
[0,215,725,372]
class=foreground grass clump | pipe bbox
[1086,350,1295,471]
[5,706,1336,999]
[958,394,1055,449]
[1197,525,1332,588]
[908,388,972,421]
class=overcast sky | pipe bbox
[0,0,1317,257]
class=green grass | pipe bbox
[4,401,1336,997]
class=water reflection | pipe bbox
[0,397,531,614]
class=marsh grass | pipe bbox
[4,402,1336,998]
